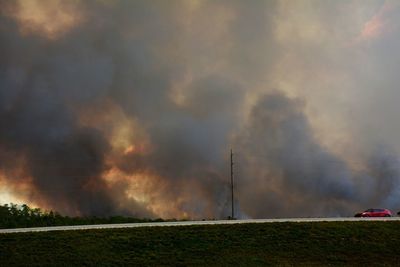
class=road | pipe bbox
[1,217,400,234]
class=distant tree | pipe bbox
[0,203,168,229]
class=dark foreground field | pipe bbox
[1,221,400,266]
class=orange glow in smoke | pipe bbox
[102,165,192,219]
[359,2,395,41]
[8,0,82,40]
[361,15,384,39]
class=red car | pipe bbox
[354,208,392,217]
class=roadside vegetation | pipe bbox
[1,221,400,266]
[0,203,164,229]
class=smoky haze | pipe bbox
[1,0,400,219]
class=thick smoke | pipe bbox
[1,0,400,218]
[0,0,241,217]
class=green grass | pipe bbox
[1,221,400,266]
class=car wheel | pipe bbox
[385,214,391,217]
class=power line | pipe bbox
[230,149,234,220]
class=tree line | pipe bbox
[0,203,164,229]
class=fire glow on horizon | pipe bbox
[1,0,400,219]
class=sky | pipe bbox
[1,0,400,219]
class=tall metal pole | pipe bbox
[230,149,234,219]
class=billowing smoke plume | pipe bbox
[1,0,400,218]
[235,93,400,217]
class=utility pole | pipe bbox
[230,149,234,219]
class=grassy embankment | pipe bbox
[1,221,400,266]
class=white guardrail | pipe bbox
[1,217,400,234]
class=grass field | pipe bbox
[1,221,400,266]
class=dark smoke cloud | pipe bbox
[235,92,400,218]
[235,93,357,217]
[0,0,241,217]
[0,0,153,216]
[1,0,400,218]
